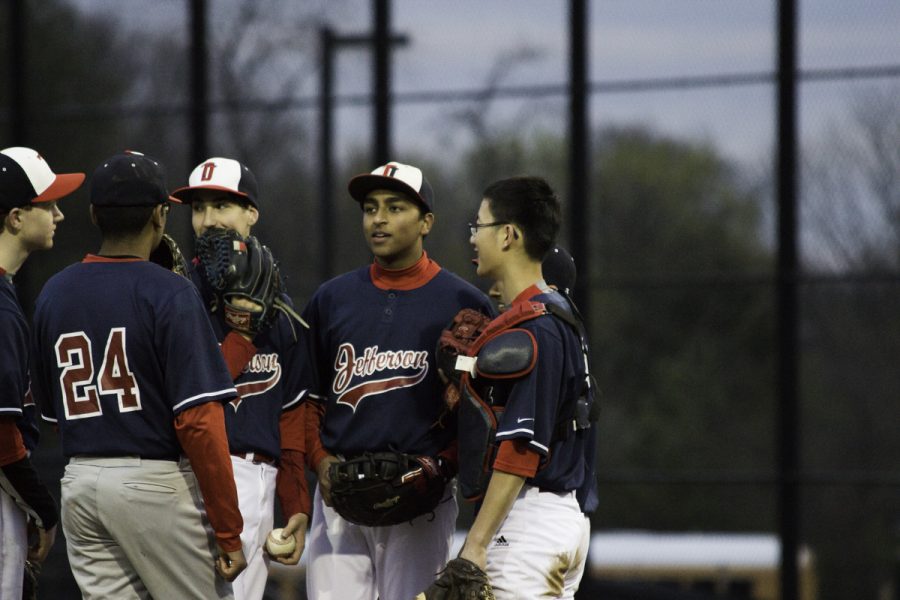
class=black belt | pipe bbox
[231,451,276,465]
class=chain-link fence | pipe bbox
[2,1,899,598]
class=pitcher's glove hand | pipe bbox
[436,308,492,410]
[328,452,449,527]
[149,233,189,277]
[416,557,495,600]
[196,228,300,336]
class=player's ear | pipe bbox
[246,205,259,228]
[3,208,22,232]
[150,204,168,229]
[420,212,434,236]
[501,224,518,249]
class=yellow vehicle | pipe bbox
[588,531,817,600]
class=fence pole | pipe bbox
[776,1,800,598]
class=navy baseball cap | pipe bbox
[91,151,180,207]
[0,147,85,211]
[543,244,576,296]
[348,161,434,213]
[171,157,259,209]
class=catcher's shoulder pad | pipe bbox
[472,328,538,380]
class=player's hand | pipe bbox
[27,522,57,563]
[316,455,340,507]
[215,546,247,582]
[228,298,261,341]
[230,297,262,312]
[268,512,308,565]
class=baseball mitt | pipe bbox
[22,560,40,600]
[328,452,448,527]
[149,233,189,277]
[195,228,307,336]
[416,557,495,600]
[436,308,492,410]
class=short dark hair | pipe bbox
[482,176,560,261]
[93,204,157,239]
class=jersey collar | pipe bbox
[83,254,144,263]
[370,250,441,291]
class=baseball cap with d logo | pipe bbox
[171,157,259,209]
[0,147,85,211]
[348,161,434,213]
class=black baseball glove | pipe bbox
[149,233,189,277]
[195,228,307,336]
[22,560,40,600]
[328,452,449,527]
[417,557,495,600]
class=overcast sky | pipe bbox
[66,0,899,167]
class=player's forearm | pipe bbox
[463,470,525,552]
[174,402,244,551]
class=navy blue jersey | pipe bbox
[0,275,29,421]
[302,264,493,457]
[493,284,596,500]
[188,261,306,460]
[31,257,237,459]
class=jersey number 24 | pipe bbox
[54,328,141,420]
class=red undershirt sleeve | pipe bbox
[304,400,330,470]
[174,402,243,552]
[220,331,256,380]
[492,439,540,479]
[0,418,27,466]
[276,406,311,518]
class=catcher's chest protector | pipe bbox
[456,300,597,502]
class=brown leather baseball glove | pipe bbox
[416,557,495,600]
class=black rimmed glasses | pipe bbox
[468,221,510,236]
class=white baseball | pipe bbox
[265,528,296,556]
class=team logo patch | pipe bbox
[231,352,281,410]
[332,343,429,411]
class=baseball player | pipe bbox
[455,176,598,598]
[30,150,247,599]
[172,157,310,599]
[0,147,82,597]
[300,161,494,600]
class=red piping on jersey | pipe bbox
[82,254,144,263]
[369,251,441,290]
[0,266,6,276]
